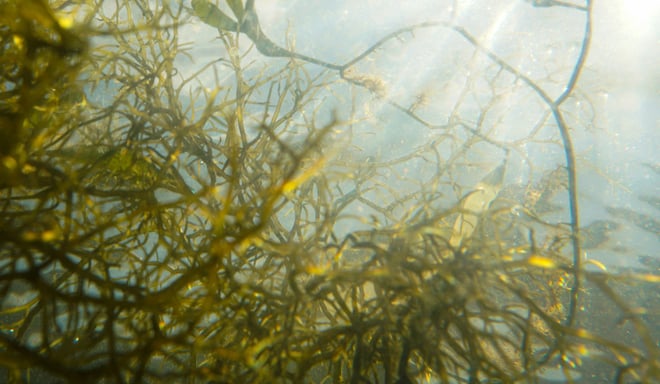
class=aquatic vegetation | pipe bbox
[0,1,658,383]
[607,206,660,241]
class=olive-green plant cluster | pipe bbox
[0,1,658,383]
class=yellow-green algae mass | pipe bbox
[0,1,658,383]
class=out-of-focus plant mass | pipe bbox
[0,0,658,383]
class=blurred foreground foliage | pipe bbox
[0,0,658,383]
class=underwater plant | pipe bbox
[0,0,658,383]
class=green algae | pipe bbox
[0,1,657,383]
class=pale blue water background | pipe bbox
[176,0,659,271]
